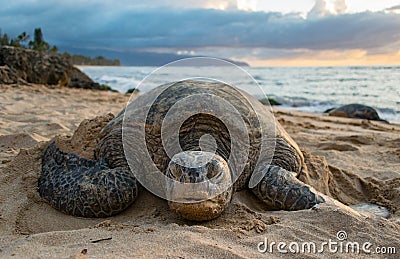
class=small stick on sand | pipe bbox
[90,237,112,243]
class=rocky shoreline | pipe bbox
[0,46,106,90]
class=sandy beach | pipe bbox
[0,83,399,258]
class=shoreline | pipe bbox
[79,65,400,123]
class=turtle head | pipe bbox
[166,151,232,221]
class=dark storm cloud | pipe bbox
[1,2,399,52]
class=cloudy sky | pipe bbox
[2,0,400,66]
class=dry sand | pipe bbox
[0,84,399,258]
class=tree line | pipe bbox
[64,54,120,66]
[0,28,120,66]
[0,28,58,53]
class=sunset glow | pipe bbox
[245,50,400,67]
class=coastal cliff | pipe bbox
[0,46,103,90]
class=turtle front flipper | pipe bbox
[251,165,324,210]
[38,141,139,217]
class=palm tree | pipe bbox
[29,28,50,52]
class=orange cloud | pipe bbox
[243,49,400,66]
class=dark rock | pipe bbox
[69,66,102,90]
[126,88,140,94]
[0,46,71,86]
[323,107,336,113]
[327,103,387,122]
[259,98,281,106]
[0,46,105,90]
[0,65,20,84]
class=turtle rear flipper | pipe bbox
[251,165,325,210]
[39,141,139,217]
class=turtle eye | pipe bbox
[206,160,222,179]
[167,163,182,180]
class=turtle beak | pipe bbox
[165,151,233,221]
[166,151,230,202]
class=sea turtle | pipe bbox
[38,80,325,221]
[326,104,387,122]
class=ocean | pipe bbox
[80,65,400,123]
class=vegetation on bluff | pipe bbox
[0,28,58,53]
[0,28,120,66]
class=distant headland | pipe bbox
[64,46,249,67]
